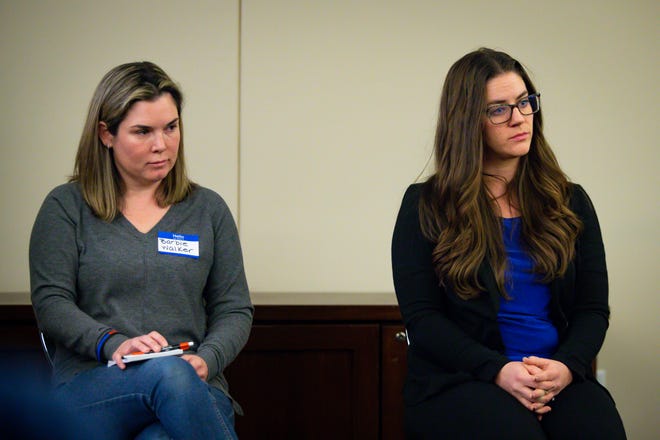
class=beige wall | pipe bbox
[0,0,240,291]
[1,1,658,437]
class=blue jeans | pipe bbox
[55,357,238,440]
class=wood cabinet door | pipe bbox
[381,325,407,440]
[225,324,380,440]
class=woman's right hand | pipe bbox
[111,331,169,370]
[495,361,552,417]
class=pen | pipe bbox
[128,341,195,356]
[161,341,195,352]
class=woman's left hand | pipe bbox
[523,356,573,404]
[182,354,209,381]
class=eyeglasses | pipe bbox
[485,93,541,125]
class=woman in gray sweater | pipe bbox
[30,61,253,439]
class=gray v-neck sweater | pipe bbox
[30,183,253,397]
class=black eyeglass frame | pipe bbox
[485,93,541,125]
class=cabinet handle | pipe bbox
[394,331,407,343]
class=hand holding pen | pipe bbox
[112,331,168,369]
[112,332,194,369]
[129,341,195,355]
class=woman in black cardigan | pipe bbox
[392,48,626,439]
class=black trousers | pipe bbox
[404,379,626,439]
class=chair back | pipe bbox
[39,332,55,368]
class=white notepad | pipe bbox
[107,348,184,367]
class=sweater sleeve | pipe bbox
[29,185,127,363]
[392,184,509,382]
[552,184,610,380]
[195,192,253,380]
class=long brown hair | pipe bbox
[419,48,582,299]
[70,61,194,221]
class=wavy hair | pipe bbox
[419,48,582,299]
[70,61,194,221]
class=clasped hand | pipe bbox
[495,356,573,419]
[111,331,209,381]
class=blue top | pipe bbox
[497,217,558,361]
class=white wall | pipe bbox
[1,1,658,437]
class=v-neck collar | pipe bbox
[117,203,178,238]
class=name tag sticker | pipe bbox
[158,231,199,259]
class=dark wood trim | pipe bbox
[0,304,36,322]
[0,303,402,323]
[253,304,402,323]
[0,305,41,350]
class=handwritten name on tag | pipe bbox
[158,231,199,259]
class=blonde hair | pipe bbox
[70,61,194,221]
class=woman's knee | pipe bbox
[142,357,202,396]
[541,381,626,439]
[404,382,545,439]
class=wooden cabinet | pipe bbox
[0,299,407,440]
[224,304,407,440]
[381,325,408,439]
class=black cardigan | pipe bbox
[391,183,609,406]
